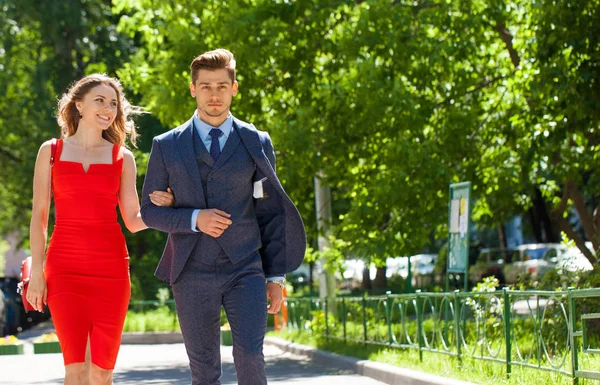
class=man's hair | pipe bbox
[190,48,236,84]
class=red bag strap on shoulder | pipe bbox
[50,138,58,166]
[48,138,58,198]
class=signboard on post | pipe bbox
[447,182,472,291]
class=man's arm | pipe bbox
[262,131,276,172]
[256,132,285,278]
[141,137,197,233]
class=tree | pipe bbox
[0,0,137,234]
[115,0,600,272]
[3,0,599,291]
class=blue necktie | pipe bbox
[208,128,223,162]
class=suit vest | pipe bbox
[191,126,262,264]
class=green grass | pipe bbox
[268,329,600,385]
[122,305,274,332]
[123,306,180,332]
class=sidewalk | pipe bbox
[264,337,477,385]
[1,343,386,385]
[3,320,476,385]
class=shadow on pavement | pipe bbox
[265,355,354,380]
[21,352,353,385]
[108,356,343,385]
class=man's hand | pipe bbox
[196,209,232,238]
[266,282,283,314]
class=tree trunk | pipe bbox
[361,267,372,293]
[536,187,559,242]
[528,208,542,243]
[308,261,315,296]
[498,223,507,250]
[570,183,600,253]
[551,179,597,264]
[373,266,387,294]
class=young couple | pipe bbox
[27,48,306,385]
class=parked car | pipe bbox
[556,243,595,273]
[0,276,51,335]
[469,247,517,285]
[383,254,437,280]
[469,243,572,285]
[409,254,438,288]
[385,257,409,279]
[503,243,567,283]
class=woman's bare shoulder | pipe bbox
[37,140,56,159]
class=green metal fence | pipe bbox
[285,288,600,384]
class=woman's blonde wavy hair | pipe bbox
[56,74,140,147]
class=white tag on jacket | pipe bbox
[253,177,268,199]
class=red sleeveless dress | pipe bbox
[45,139,130,370]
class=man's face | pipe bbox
[190,69,238,121]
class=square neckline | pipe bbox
[56,139,121,174]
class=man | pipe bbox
[141,49,306,385]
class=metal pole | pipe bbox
[314,173,337,316]
[407,256,413,293]
[503,288,512,379]
[568,288,579,385]
[342,299,347,343]
[325,298,329,340]
[454,290,462,365]
[362,296,368,344]
[386,294,393,345]
[416,290,423,362]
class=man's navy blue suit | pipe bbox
[141,114,306,385]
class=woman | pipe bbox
[27,74,173,385]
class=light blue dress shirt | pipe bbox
[188,111,283,281]
[190,112,233,231]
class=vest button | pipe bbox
[209,194,214,198]
[208,177,213,181]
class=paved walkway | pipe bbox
[1,343,386,385]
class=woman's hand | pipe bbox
[26,272,47,312]
[150,187,175,207]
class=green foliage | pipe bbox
[112,0,600,268]
[0,0,137,235]
[305,310,327,336]
[535,268,600,292]
[124,304,180,332]
[2,0,600,294]
[129,251,170,301]
[0,239,8,274]
[313,236,350,273]
[471,276,500,294]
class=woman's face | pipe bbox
[76,84,119,130]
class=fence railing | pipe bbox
[284,288,600,384]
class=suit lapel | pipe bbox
[234,121,274,180]
[196,138,214,167]
[175,118,205,197]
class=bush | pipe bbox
[129,253,170,301]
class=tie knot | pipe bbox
[209,128,223,139]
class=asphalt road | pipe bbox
[0,343,387,385]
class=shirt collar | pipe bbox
[192,110,233,141]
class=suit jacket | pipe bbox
[141,115,306,284]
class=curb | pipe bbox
[264,336,477,385]
[121,331,183,344]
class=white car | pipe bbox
[556,243,595,273]
[503,243,567,283]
